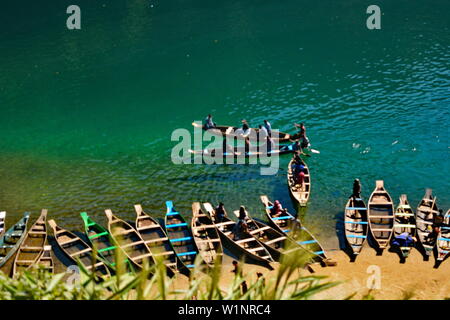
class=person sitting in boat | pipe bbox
[426,210,444,243]
[280,140,301,153]
[271,200,284,217]
[238,206,249,221]
[215,202,227,222]
[291,153,303,170]
[300,135,310,150]
[296,171,305,189]
[263,120,272,136]
[351,179,362,199]
[233,220,249,241]
[259,125,268,140]
[294,122,306,138]
[242,120,250,132]
[392,232,416,248]
[204,114,216,130]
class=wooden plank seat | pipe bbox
[71,248,92,256]
[21,246,44,252]
[132,253,153,261]
[215,221,235,227]
[112,229,135,236]
[137,225,161,231]
[369,215,394,219]
[248,247,265,253]
[195,239,221,243]
[235,238,256,244]
[369,202,393,205]
[265,236,287,245]
[250,226,271,234]
[59,238,80,246]
[145,237,169,244]
[16,260,36,264]
[153,251,175,257]
[121,240,145,249]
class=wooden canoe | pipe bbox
[0,211,5,237]
[48,219,111,278]
[392,194,416,258]
[287,156,311,207]
[344,196,368,256]
[437,209,450,262]
[203,202,274,266]
[188,143,296,159]
[81,212,135,272]
[416,189,439,256]
[165,201,199,271]
[368,180,395,252]
[105,209,154,270]
[192,122,294,143]
[36,245,54,274]
[134,204,179,274]
[260,195,334,265]
[191,202,223,268]
[13,209,48,276]
[0,213,30,268]
[232,208,305,262]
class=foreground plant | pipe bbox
[0,248,339,300]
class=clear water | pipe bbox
[0,0,449,249]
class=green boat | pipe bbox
[0,213,30,268]
[80,212,135,273]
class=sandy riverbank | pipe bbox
[171,249,450,300]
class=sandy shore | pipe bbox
[169,249,450,300]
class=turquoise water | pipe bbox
[0,0,449,249]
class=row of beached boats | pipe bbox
[344,181,450,263]
[0,197,335,279]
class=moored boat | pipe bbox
[36,245,54,273]
[203,202,274,267]
[344,196,368,257]
[192,122,294,143]
[105,209,154,270]
[134,204,179,274]
[49,219,111,278]
[392,194,416,259]
[437,209,450,262]
[367,181,395,253]
[416,189,439,257]
[191,202,223,268]
[287,156,311,207]
[12,209,48,276]
[165,201,199,271]
[232,208,305,262]
[260,195,335,266]
[81,212,135,272]
[0,213,30,269]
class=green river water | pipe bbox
[0,0,449,249]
